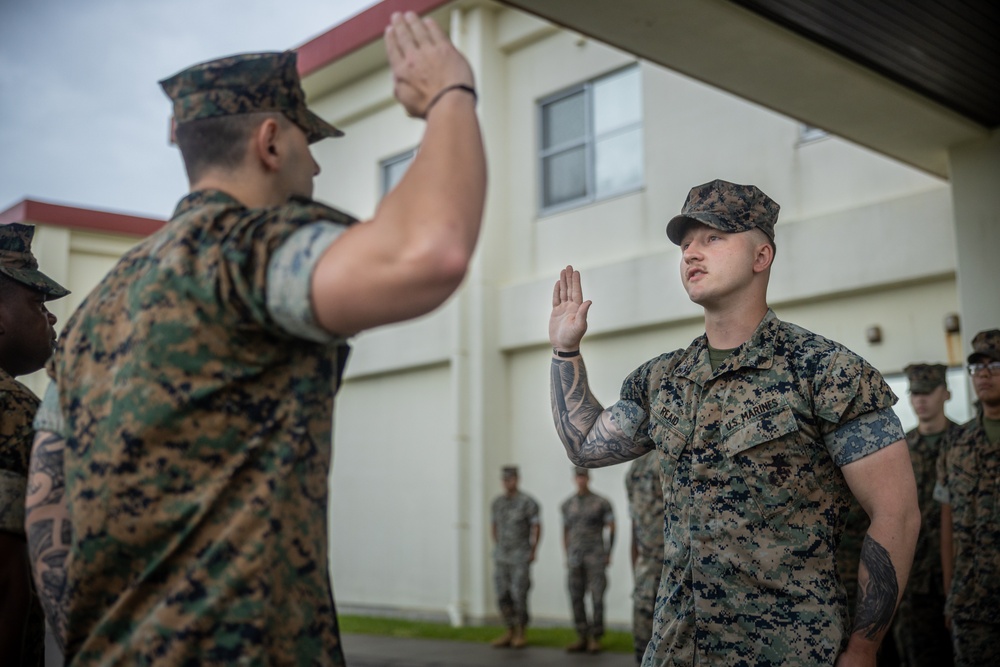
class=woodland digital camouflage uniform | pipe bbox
[0,368,46,667]
[39,191,356,665]
[626,452,664,664]
[610,309,903,666]
[491,488,540,628]
[891,363,956,667]
[562,485,614,640]
[934,330,1000,667]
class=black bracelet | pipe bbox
[553,348,580,358]
[422,84,477,118]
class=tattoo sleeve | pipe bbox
[24,430,71,651]
[550,356,650,467]
[853,534,898,640]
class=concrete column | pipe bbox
[948,129,1000,352]
[448,3,509,624]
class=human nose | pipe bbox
[312,153,321,177]
[46,309,57,326]
[683,241,702,262]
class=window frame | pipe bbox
[379,147,418,199]
[537,64,643,217]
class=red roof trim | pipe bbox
[0,199,165,237]
[295,0,453,77]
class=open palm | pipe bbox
[549,265,592,351]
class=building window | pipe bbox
[538,65,643,214]
[380,148,417,197]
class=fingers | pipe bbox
[388,11,420,53]
[554,265,582,305]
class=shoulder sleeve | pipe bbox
[610,357,659,445]
[266,222,348,343]
[814,349,904,465]
[223,197,355,342]
[32,381,66,438]
[528,497,541,523]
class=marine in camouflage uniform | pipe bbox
[935,330,1000,667]
[626,451,664,664]
[24,15,485,666]
[890,363,956,667]
[490,465,540,648]
[562,467,615,653]
[549,180,920,666]
[0,223,68,667]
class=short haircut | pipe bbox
[174,111,288,182]
[748,227,776,257]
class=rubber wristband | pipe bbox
[422,84,477,118]
[553,348,580,358]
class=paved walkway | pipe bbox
[342,634,635,666]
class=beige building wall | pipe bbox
[306,2,963,627]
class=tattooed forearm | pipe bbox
[853,534,898,640]
[25,430,71,651]
[550,357,646,466]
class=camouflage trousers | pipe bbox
[632,554,660,664]
[891,589,952,667]
[494,560,531,628]
[568,557,607,639]
[951,619,1000,667]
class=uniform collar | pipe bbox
[172,189,245,219]
[674,309,779,386]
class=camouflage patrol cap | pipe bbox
[666,179,779,245]
[0,223,69,301]
[159,51,343,144]
[904,363,947,393]
[968,329,1000,363]
[573,466,589,477]
[502,465,519,478]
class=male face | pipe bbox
[277,121,320,200]
[574,472,590,494]
[970,357,1000,409]
[502,474,518,494]
[0,280,58,376]
[679,223,759,307]
[909,385,949,423]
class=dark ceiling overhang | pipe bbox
[501,0,998,178]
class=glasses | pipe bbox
[967,362,1000,377]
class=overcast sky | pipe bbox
[0,0,377,219]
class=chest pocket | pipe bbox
[721,402,820,520]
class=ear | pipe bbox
[251,117,283,173]
[752,239,774,274]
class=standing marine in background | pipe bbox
[892,363,957,666]
[626,451,664,664]
[0,223,68,667]
[489,465,541,649]
[562,466,615,655]
[936,329,1000,667]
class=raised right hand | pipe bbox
[549,265,591,352]
[384,11,475,118]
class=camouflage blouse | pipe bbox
[45,190,355,666]
[616,310,903,666]
[626,452,664,563]
[0,368,46,667]
[491,491,540,564]
[934,414,1000,624]
[0,368,38,534]
[561,491,614,566]
[904,422,960,596]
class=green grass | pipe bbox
[339,615,633,653]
